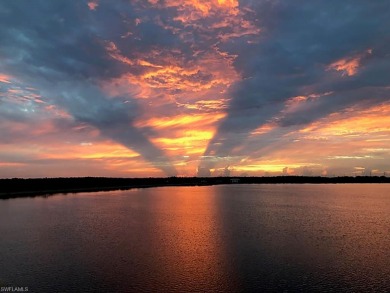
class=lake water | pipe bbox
[0,184,389,292]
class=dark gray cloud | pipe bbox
[0,0,178,175]
[201,0,390,171]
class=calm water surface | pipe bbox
[0,184,389,292]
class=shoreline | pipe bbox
[1,176,390,199]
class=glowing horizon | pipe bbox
[0,1,389,178]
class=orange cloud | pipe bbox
[154,130,214,150]
[327,49,372,76]
[158,0,257,42]
[234,162,318,174]
[176,99,229,111]
[137,113,225,158]
[328,57,360,76]
[0,162,26,167]
[135,113,225,129]
[40,141,139,160]
[103,43,238,101]
[301,103,390,136]
[228,102,390,177]
[0,134,161,177]
[217,0,238,8]
[162,0,238,17]
[250,123,275,136]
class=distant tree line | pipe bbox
[0,176,389,199]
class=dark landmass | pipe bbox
[1,176,389,199]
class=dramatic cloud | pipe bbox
[0,1,178,176]
[200,0,390,174]
[0,1,389,177]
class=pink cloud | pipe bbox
[87,1,98,11]
[0,73,12,83]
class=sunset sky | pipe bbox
[1,0,389,178]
